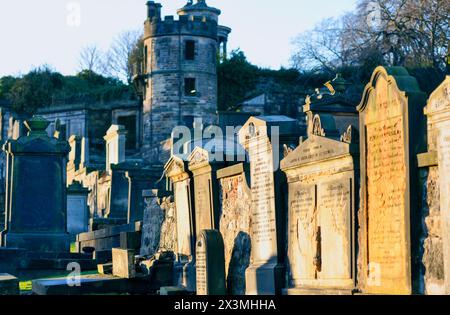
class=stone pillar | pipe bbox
[104,125,127,174]
[0,116,71,252]
[67,182,90,237]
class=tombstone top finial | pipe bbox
[24,116,50,135]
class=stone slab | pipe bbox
[112,248,136,279]
[0,274,19,295]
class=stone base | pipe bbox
[32,274,154,295]
[0,274,20,295]
[173,261,196,292]
[283,287,355,295]
[3,232,70,252]
[245,262,285,295]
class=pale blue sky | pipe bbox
[0,0,357,77]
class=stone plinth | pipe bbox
[104,125,127,174]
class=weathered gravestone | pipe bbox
[165,155,196,291]
[418,76,450,294]
[238,115,301,295]
[196,230,226,295]
[67,181,90,237]
[0,274,19,295]
[188,147,225,235]
[140,190,165,257]
[126,164,163,223]
[357,67,427,294]
[217,163,252,295]
[281,114,359,295]
[0,116,71,252]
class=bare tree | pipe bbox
[103,30,143,84]
[291,0,449,73]
[78,44,104,73]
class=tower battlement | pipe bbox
[144,15,218,40]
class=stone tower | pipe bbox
[141,0,231,163]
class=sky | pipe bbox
[0,0,357,77]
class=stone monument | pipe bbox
[217,163,252,295]
[165,155,197,291]
[0,116,71,252]
[281,114,359,295]
[357,67,427,294]
[67,181,90,237]
[238,115,301,295]
[418,76,450,294]
[196,230,226,295]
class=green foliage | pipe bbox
[217,50,259,111]
[0,66,135,115]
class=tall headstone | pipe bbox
[165,155,196,291]
[67,182,90,237]
[188,147,225,235]
[357,67,427,294]
[196,230,226,295]
[281,114,359,294]
[0,116,71,252]
[106,163,130,223]
[238,115,301,295]
[419,76,450,294]
[217,163,252,295]
[104,125,126,174]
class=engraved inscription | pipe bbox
[366,116,408,292]
[249,139,277,263]
[196,238,207,295]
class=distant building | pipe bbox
[137,0,231,163]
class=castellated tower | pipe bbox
[141,0,231,163]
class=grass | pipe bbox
[70,242,77,253]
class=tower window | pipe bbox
[185,40,196,60]
[184,78,197,96]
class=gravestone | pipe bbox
[0,116,71,252]
[217,163,252,295]
[125,164,163,224]
[238,115,301,295]
[106,163,130,223]
[165,155,196,291]
[419,76,450,294]
[67,181,90,237]
[357,67,427,294]
[104,125,126,174]
[140,190,165,257]
[188,147,225,235]
[196,230,226,295]
[281,114,359,294]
